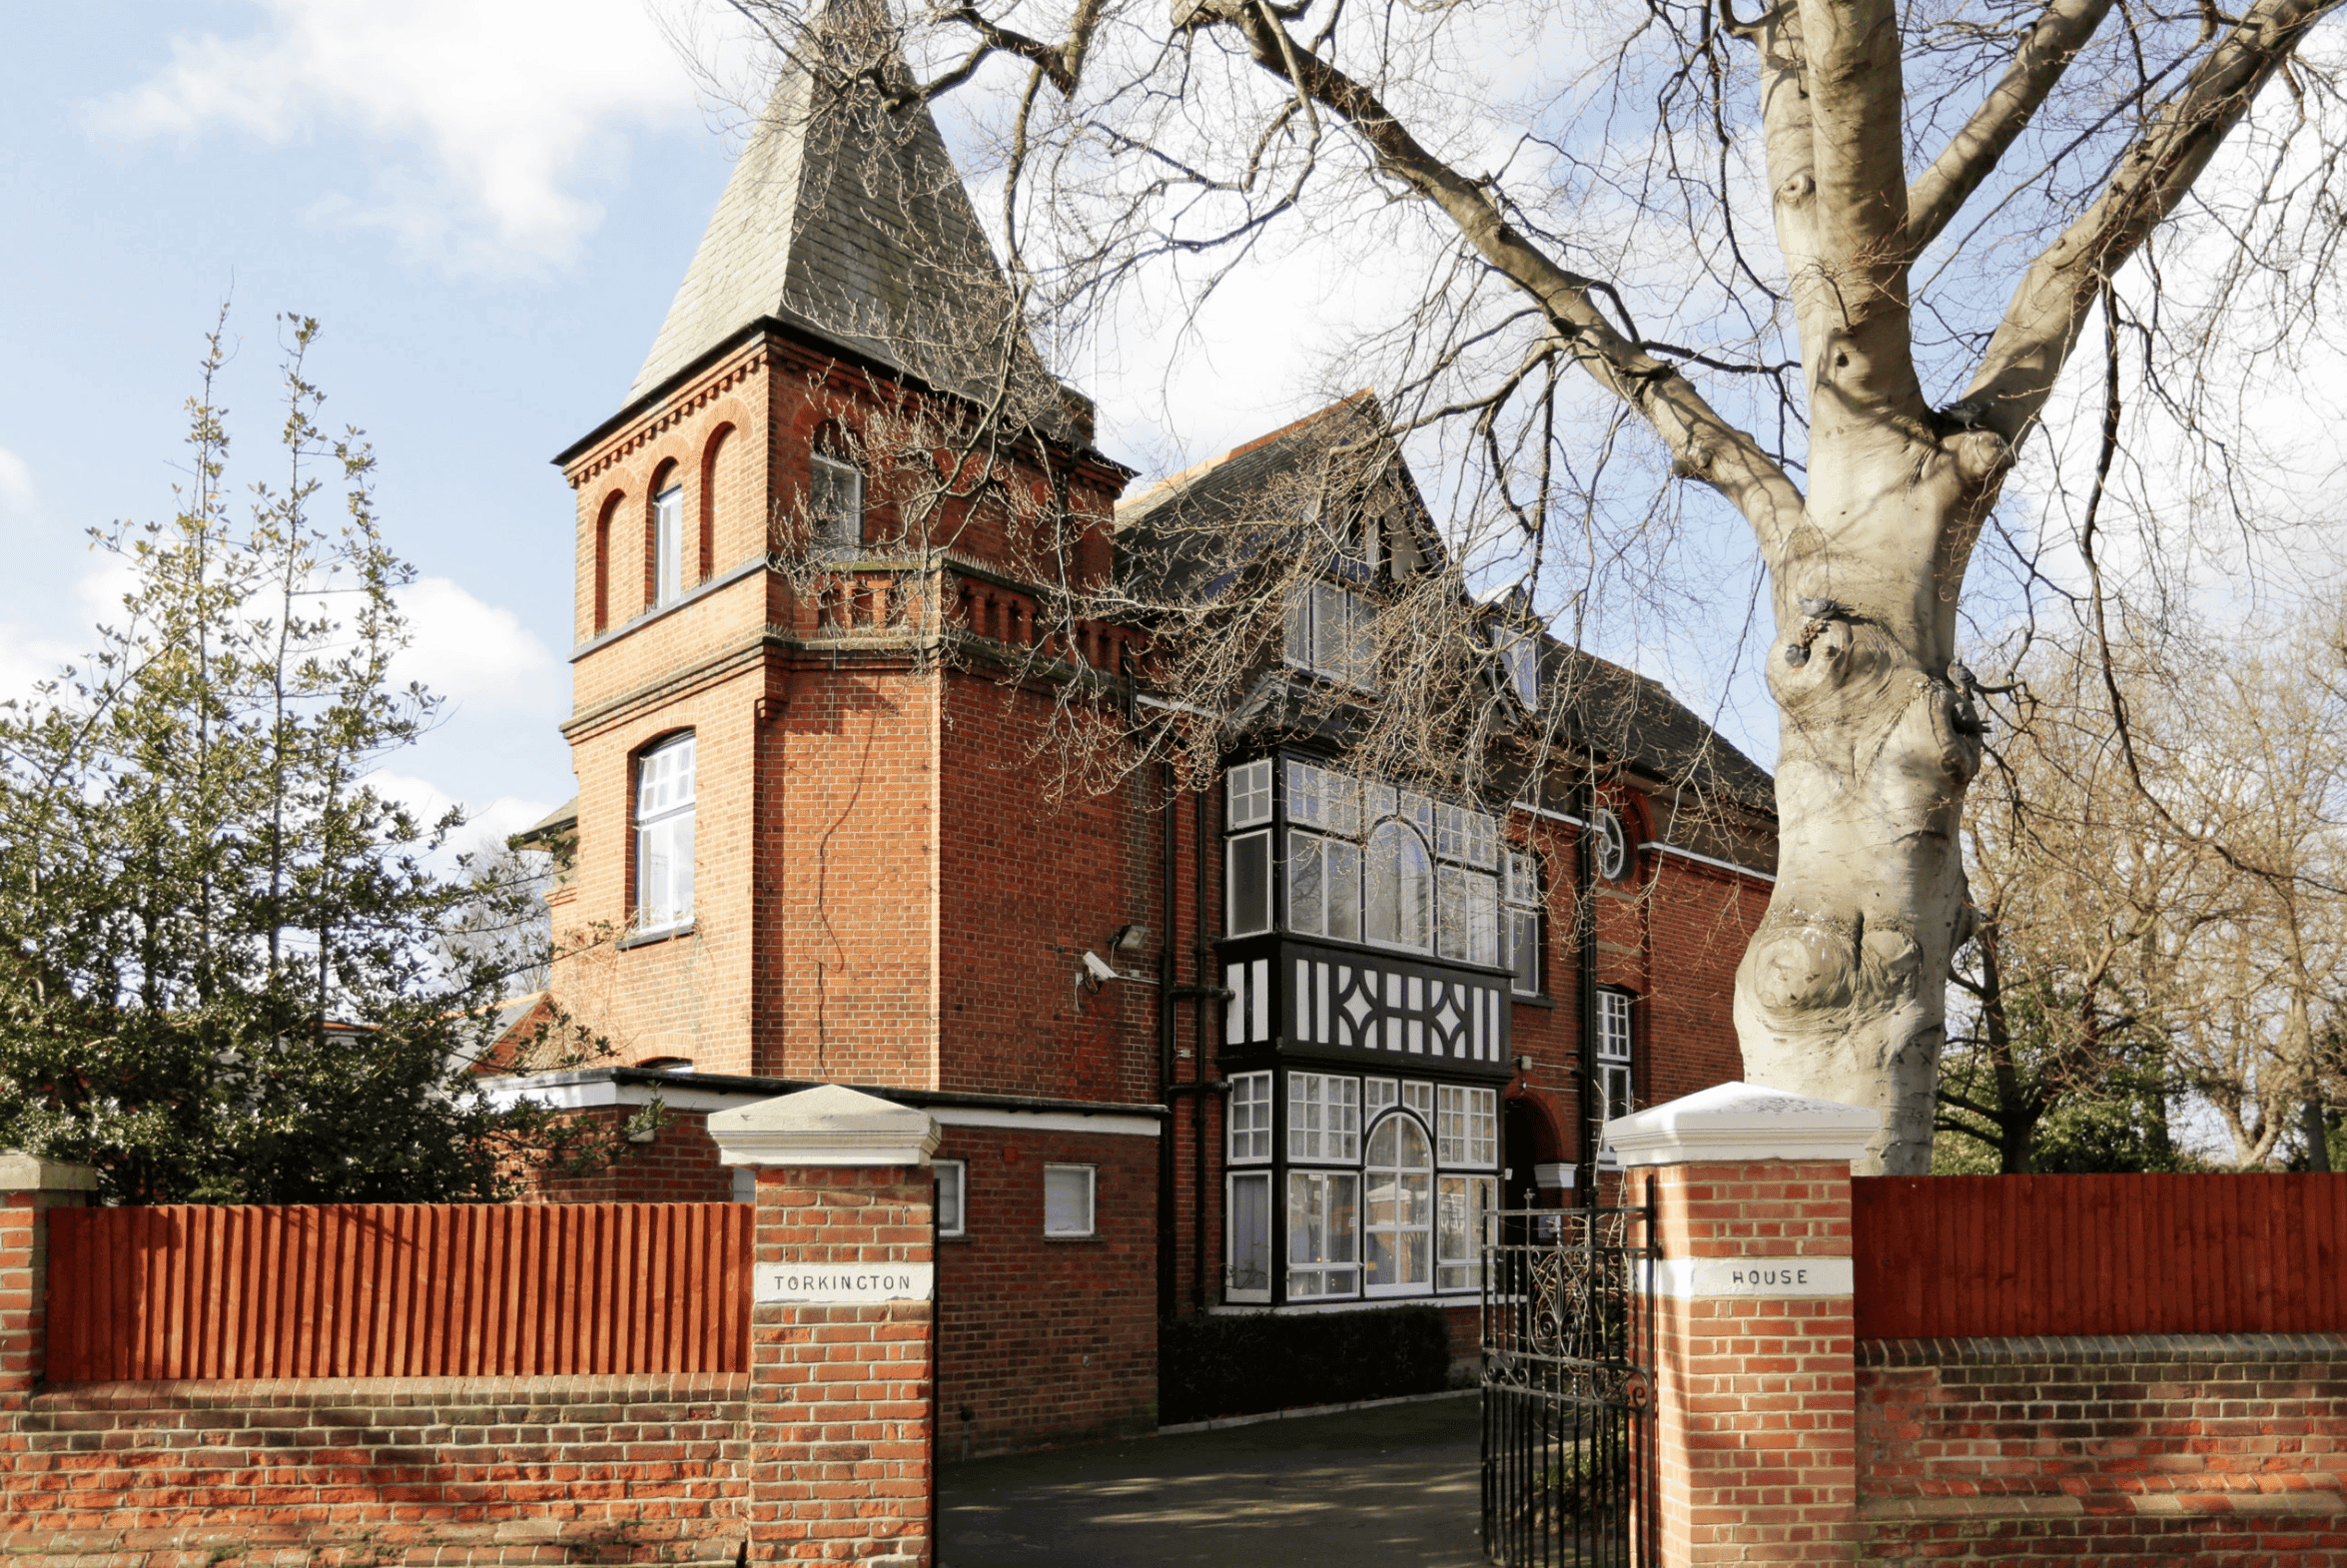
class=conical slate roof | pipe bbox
[631,5,1050,413]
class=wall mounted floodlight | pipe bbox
[1110,923,1149,951]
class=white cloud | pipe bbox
[392,575,561,714]
[91,0,704,273]
[0,445,34,516]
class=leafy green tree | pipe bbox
[0,315,618,1204]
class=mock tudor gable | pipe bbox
[494,18,1776,1455]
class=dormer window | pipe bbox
[1285,581,1375,690]
[1490,623,1540,708]
[810,450,864,553]
[652,481,684,606]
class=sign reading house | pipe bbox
[755,1261,935,1304]
[1652,1256,1854,1299]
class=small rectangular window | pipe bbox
[1287,1072,1360,1163]
[1436,1175,1498,1291]
[1227,1171,1272,1302]
[935,1160,967,1238]
[1286,1169,1360,1299]
[1504,851,1541,995]
[1226,830,1271,937]
[1227,1072,1272,1163]
[1434,804,1498,868]
[1284,759,1360,835]
[1286,832,1362,942]
[1285,582,1376,691]
[810,453,863,552]
[1363,1077,1398,1117]
[1225,759,1273,828]
[1044,1164,1095,1236]
[1436,866,1499,966]
[1401,1080,1434,1122]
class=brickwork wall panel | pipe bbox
[0,1374,749,1553]
[1858,1337,2347,1565]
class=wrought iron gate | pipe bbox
[1480,1190,1656,1566]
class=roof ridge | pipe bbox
[1115,388,1377,515]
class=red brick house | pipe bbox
[485,25,1775,1455]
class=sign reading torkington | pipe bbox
[755,1261,935,1305]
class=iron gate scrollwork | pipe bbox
[1480,1189,1656,1566]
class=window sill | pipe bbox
[1510,991,1556,1009]
[1043,1231,1103,1243]
[618,921,695,951]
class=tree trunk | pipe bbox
[1732,483,1987,1174]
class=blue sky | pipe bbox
[1,2,1790,858]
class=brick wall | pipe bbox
[1857,1334,2347,1564]
[933,1126,1157,1455]
[1647,1159,1861,1563]
[0,1373,749,1564]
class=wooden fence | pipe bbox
[45,1201,752,1381]
[1852,1173,2347,1339]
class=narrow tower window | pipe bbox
[651,481,684,606]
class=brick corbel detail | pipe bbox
[715,1086,942,1568]
[1608,1082,1879,1566]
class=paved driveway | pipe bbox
[938,1393,1485,1567]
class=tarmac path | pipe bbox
[937,1393,1485,1567]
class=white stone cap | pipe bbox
[709,1084,941,1169]
[0,1152,101,1192]
[1533,1162,1577,1189]
[1604,1081,1880,1168]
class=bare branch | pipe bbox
[1906,0,2119,256]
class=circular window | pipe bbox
[1592,808,1630,882]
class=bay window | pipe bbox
[1222,758,1503,965]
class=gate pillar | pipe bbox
[1606,1083,1878,1566]
[0,1153,98,1405]
[712,1086,942,1568]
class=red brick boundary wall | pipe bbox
[1857,1333,2347,1564]
[713,1086,938,1568]
[1611,1083,1881,1566]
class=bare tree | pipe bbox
[685,0,2347,1169]
[1952,610,2347,1171]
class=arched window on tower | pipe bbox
[699,423,734,581]
[649,462,683,607]
[592,489,623,633]
[808,423,864,554]
[633,732,697,934]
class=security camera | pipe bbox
[1082,950,1118,984]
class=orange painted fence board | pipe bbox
[43,1201,751,1381]
[1852,1173,2347,1339]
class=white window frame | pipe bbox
[1437,1085,1498,1169]
[1286,830,1362,942]
[652,481,684,606]
[633,733,697,933]
[1597,989,1635,1160]
[1285,1168,1360,1300]
[1436,864,1500,966]
[1226,759,1273,828]
[1284,759,1361,836]
[1591,808,1630,883]
[1227,1072,1273,1164]
[1226,829,1272,937]
[1489,624,1540,709]
[1287,1071,1361,1163]
[1436,1174,1499,1292]
[1043,1163,1096,1237]
[1226,1170,1273,1302]
[935,1160,968,1238]
[1362,1112,1434,1297]
[1363,819,1433,952]
[1504,849,1541,996]
[809,451,864,553]
[1284,580,1376,691]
